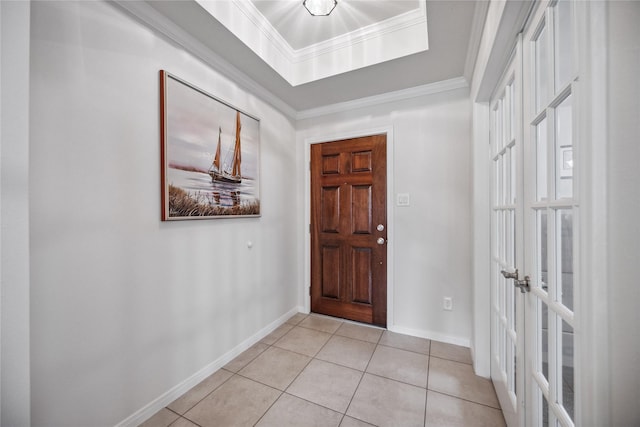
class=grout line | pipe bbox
[424,344,431,425]
[428,354,474,366]
[426,388,503,411]
[166,369,236,417]
[251,389,284,426]
[376,342,431,357]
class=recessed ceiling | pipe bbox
[195,0,429,86]
[251,0,421,50]
[134,0,481,113]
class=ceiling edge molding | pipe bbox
[111,0,298,120]
[296,77,469,120]
[294,2,428,62]
[230,0,296,62]
[463,0,490,83]
[475,0,534,102]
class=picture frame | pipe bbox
[160,70,261,220]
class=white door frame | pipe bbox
[303,126,395,329]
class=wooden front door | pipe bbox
[310,134,387,327]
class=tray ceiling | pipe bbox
[134,0,481,113]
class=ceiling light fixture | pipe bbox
[303,0,337,16]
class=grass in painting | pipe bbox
[168,185,260,217]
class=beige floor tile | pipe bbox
[168,417,200,427]
[428,357,500,409]
[430,341,473,365]
[346,373,426,427]
[335,322,383,344]
[299,315,343,334]
[366,345,429,387]
[274,326,332,357]
[316,335,376,371]
[139,408,179,427]
[184,375,280,427]
[255,393,342,427]
[260,323,294,345]
[378,330,431,355]
[224,342,270,373]
[168,369,233,415]
[287,359,363,413]
[285,313,308,326]
[425,391,506,427]
[239,346,311,390]
[339,416,376,427]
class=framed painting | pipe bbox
[160,70,260,220]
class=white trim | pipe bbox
[303,126,395,330]
[574,1,609,425]
[389,325,471,349]
[294,4,428,63]
[111,0,298,120]
[463,0,490,83]
[471,101,491,378]
[297,77,468,120]
[115,307,301,427]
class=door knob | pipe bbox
[501,269,519,280]
[500,269,531,293]
[377,224,385,232]
[376,237,385,245]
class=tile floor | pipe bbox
[141,313,505,427]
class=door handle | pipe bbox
[376,237,386,245]
[500,269,531,293]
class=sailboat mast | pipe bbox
[231,111,242,178]
[213,127,222,171]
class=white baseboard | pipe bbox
[388,325,471,348]
[115,307,301,427]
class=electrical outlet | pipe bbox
[443,297,453,311]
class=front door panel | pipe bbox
[310,135,387,327]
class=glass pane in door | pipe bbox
[559,319,575,421]
[535,23,549,112]
[538,298,549,381]
[557,210,574,310]
[554,0,573,90]
[536,118,548,201]
[537,210,549,292]
[555,94,573,199]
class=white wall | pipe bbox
[606,2,640,425]
[297,88,473,345]
[0,2,31,425]
[28,2,298,425]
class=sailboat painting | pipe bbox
[160,70,260,220]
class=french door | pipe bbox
[490,39,525,427]
[491,1,578,426]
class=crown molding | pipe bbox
[230,0,296,63]
[463,0,490,83]
[111,0,298,120]
[296,77,469,120]
[293,3,428,63]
